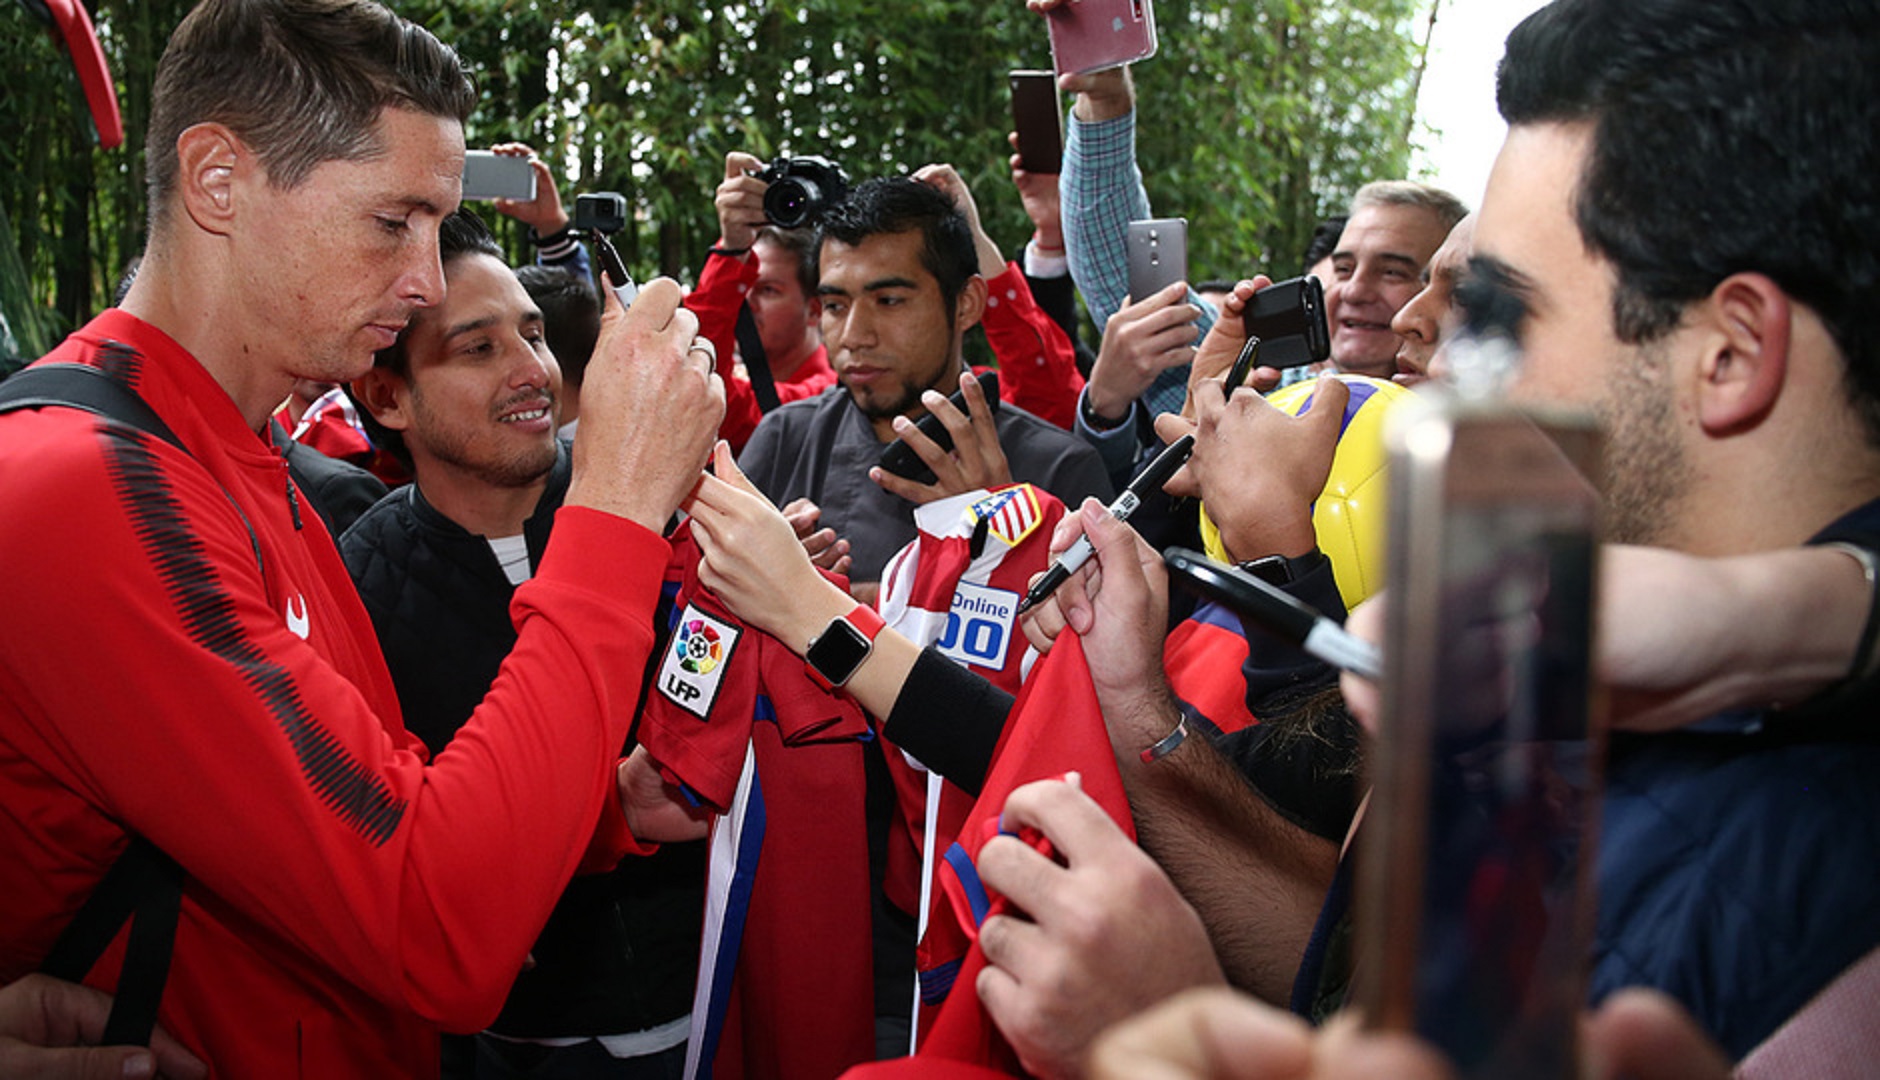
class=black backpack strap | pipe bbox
[37,837,183,1046]
[0,362,185,450]
[735,305,783,413]
[2,363,190,1047]
[1,361,266,573]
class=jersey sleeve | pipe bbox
[0,422,663,1029]
[684,251,770,452]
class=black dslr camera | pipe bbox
[755,156,850,229]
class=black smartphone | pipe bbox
[878,371,1002,485]
[1010,70,1064,174]
[1242,275,1330,372]
[1355,388,1605,1077]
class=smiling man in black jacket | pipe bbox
[343,208,703,1078]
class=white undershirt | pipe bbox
[488,534,533,587]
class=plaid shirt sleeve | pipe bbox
[1061,109,1216,422]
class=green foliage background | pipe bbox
[3,0,1428,366]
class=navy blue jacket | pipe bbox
[1591,500,1880,1058]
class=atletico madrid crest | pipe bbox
[968,484,1043,548]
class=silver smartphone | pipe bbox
[461,149,537,201]
[1356,388,1606,1078]
[1125,217,1187,303]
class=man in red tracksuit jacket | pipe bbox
[0,1,723,1075]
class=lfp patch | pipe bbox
[969,484,1043,549]
[659,605,741,719]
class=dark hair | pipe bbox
[147,0,475,233]
[1302,215,1346,275]
[755,224,820,299]
[1498,0,1880,438]
[351,208,501,466]
[813,177,979,323]
[515,264,600,389]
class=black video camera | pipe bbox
[755,156,850,229]
[572,192,628,235]
[1241,275,1330,371]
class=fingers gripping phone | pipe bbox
[1126,218,1187,303]
[1355,390,1605,1078]
[878,371,1002,485]
[1010,70,1064,174]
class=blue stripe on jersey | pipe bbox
[695,767,766,1080]
[918,957,962,1007]
[1189,598,1246,635]
[943,842,992,928]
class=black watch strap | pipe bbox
[1237,549,1326,587]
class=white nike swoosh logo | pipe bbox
[285,595,310,640]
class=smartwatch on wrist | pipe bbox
[1237,548,1326,587]
[805,605,886,692]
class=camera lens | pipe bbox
[764,178,823,229]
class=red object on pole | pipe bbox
[43,0,123,150]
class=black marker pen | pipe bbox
[1017,433,1196,615]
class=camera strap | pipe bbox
[735,305,782,414]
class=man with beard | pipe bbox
[739,175,1112,601]
[344,209,704,1077]
[736,176,1110,1055]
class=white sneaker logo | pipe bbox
[285,595,310,640]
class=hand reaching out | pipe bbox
[1087,284,1202,422]
[781,497,851,577]
[487,142,570,237]
[714,151,770,253]
[870,370,1014,504]
[1155,376,1346,563]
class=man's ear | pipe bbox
[954,274,989,335]
[174,123,244,236]
[350,368,413,433]
[1693,272,1791,438]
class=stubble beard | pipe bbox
[845,359,961,423]
[1597,342,1691,546]
[409,390,559,490]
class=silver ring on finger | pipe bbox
[687,337,717,369]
